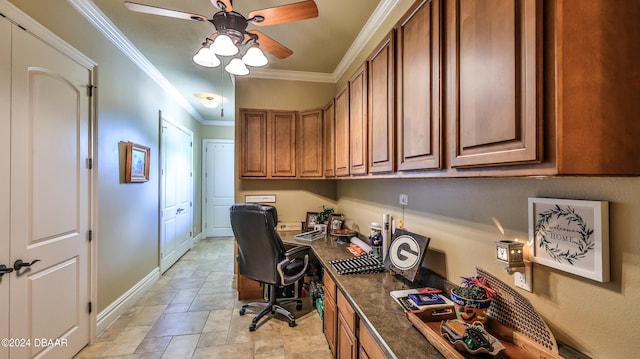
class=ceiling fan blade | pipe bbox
[248,0,318,26]
[210,0,233,12]
[249,30,293,59]
[124,1,208,22]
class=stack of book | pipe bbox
[390,288,454,312]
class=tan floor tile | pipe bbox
[197,331,228,348]
[254,337,285,357]
[134,337,170,354]
[146,311,209,338]
[202,308,234,332]
[101,326,151,357]
[192,343,255,359]
[161,334,200,359]
[73,341,110,358]
[128,305,167,327]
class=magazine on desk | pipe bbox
[390,288,454,312]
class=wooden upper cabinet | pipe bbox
[297,109,324,178]
[396,0,442,171]
[446,0,542,168]
[270,110,297,177]
[368,30,395,174]
[239,109,268,177]
[323,99,336,177]
[349,63,368,175]
[335,84,350,177]
[239,108,296,178]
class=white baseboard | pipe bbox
[96,268,160,336]
[193,231,203,244]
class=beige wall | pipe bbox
[201,125,235,140]
[7,0,204,312]
[234,77,338,222]
[338,177,640,358]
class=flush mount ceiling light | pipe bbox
[125,0,319,76]
[194,93,220,108]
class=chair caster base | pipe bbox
[249,324,256,331]
[288,321,296,328]
[296,303,302,310]
[239,308,246,315]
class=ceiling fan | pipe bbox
[124,0,319,75]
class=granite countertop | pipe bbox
[281,232,444,359]
[280,231,590,359]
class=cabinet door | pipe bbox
[349,64,368,175]
[237,275,264,300]
[323,100,336,177]
[396,0,442,171]
[270,110,297,177]
[446,0,541,168]
[337,313,358,359]
[239,109,268,177]
[368,31,395,174]
[298,109,324,178]
[334,84,350,176]
[323,292,337,356]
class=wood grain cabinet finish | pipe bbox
[323,100,336,177]
[239,109,296,178]
[323,273,337,356]
[270,111,297,177]
[297,109,324,178]
[337,290,358,359]
[349,63,368,175]
[334,84,350,177]
[358,322,386,359]
[239,109,268,177]
[396,0,442,171]
[367,30,395,174]
[446,0,542,168]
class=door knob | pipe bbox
[13,259,41,271]
[0,264,13,277]
[176,208,184,214]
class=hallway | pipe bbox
[74,237,332,359]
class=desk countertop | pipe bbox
[281,232,444,359]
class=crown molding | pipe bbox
[67,0,207,124]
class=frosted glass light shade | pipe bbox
[192,46,220,67]
[202,97,219,108]
[211,34,238,56]
[225,57,249,76]
[242,46,268,67]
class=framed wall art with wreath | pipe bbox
[528,197,609,282]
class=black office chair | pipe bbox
[230,203,310,331]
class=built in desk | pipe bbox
[281,232,445,359]
[280,231,589,359]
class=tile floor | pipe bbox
[74,237,332,359]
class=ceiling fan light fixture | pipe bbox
[242,45,268,67]
[193,45,221,67]
[225,57,249,76]
[211,34,238,56]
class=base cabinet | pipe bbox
[358,322,386,359]
[337,313,357,359]
[323,272,338,356]
[237,275,263,300]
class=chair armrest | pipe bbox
[284,245,310,261]
[277,245,310,286]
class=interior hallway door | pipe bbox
[9,19,91,358]
[203,140,234,237]
[160,117,194,273]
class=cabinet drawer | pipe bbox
[323,271,337,302]
[337,290,357,334]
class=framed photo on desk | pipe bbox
[305,212,319,230]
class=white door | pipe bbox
[203,140,235,237]
[160,118,194,273]
[0,14,11,359]
[10,24,91,358]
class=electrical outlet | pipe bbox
[514,261,532,292]
[399,194,408,206]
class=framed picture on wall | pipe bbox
[125,141,150,183]
[528,197,609,282]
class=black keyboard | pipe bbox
[329,255,386,275]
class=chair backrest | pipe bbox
[230,203,287,285]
